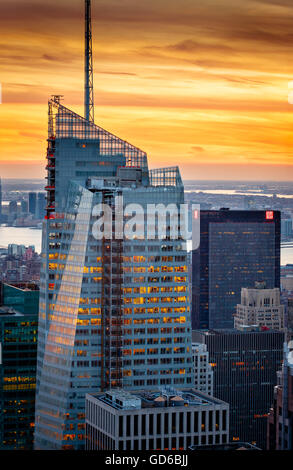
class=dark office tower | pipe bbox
[193,328,284,449]
[267,342,293,450]
[28,192,37,217]
[0,282,39,450]
[287,298,293,341]
[8,200,18,221]
[9,200,17,214]
[36,192,46,219]
[21,199,28,214]
[192,209,280,330]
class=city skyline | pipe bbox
[1,0,293,181]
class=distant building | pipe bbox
[8,200,18,222]
[281,218,293,239]
[281,265,293,277]
[21,199,28,214]
[36,192,46,219]
[0,283,39,450]
[1,246,40,284]
[85,388,229,450]
[192,209,281,330]
[288,298,293,341]
[28,192,37,217]
[281,276,293,293]
[234,282,284,331]
[8,244,25,257]
[192,328,284,449]
[243,196,256,211]
[9,201,17,213]
[192,342,213,396]
[267,342,293,450]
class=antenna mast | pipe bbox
[85,0,94,122]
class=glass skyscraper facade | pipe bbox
[34,99,193,450]
[0,283,39,449]
[192,209,281,330]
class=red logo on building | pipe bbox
[266,211,274,220]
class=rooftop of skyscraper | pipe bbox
[0,306,23,317]
[192,328,283,337]
[88,388,226,411]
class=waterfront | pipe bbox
[0,225,293,265]
[184,189,293,198]
[0,226,42,253]
[281,243,293,265]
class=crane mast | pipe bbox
[85,0,94,122]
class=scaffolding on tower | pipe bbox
[100,190,124,391]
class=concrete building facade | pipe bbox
[234,283,284,331]
[85,388,229,450]
[192,342,213,396]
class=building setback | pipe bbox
[192,209,280,330]
[192,328,284,449]
[85,388,229,450]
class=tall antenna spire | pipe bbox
[85,0,94,122]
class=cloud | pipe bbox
[163,39,234,54]
[97,71,137,77]
[1,0,293,181]
[191,146,205,153]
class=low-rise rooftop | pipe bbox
[0,306,23,317]
[89,387,226,411]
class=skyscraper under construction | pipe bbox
[34,1,193,450]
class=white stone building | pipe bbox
[192,342,214,396]
[234,283,284,331]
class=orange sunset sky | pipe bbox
[0,0,293,180]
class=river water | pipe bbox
[0,226,293,266]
